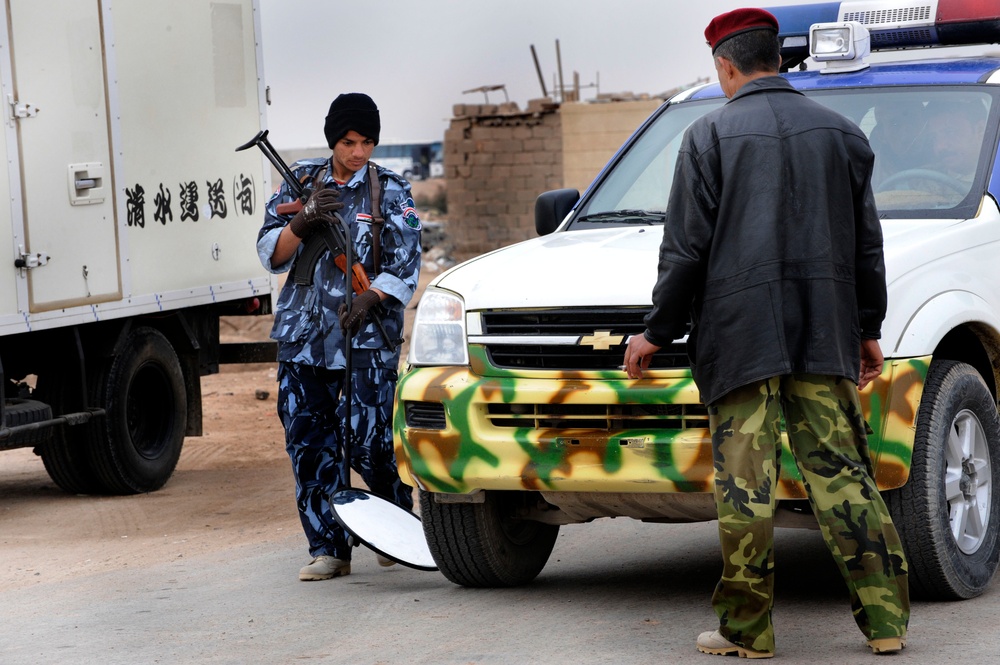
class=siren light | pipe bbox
[811,22,872,72]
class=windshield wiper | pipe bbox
[575,209,664,224]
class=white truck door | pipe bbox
[9,0,121,311]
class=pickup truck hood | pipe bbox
[433,227,663,310]
[432,208,1000,312]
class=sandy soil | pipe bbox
[0,363,298,590]
[0,180,446,590]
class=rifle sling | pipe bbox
[367,162,384,278]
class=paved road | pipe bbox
[2,516,999,664]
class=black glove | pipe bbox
[288,188,343,238]
[338,290,381,333]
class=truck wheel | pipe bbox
[3,398,52,445]
[884,360,1000,599]
[38,427,104,494]
[34,376,105,495]
[88,327,187,494]
[420,489,559,587]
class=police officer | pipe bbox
[623,8,908,658]
[257,93,421,581]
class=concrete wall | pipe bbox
[560,98,662,194]
[444,99,563,261]
[444,96,663,261]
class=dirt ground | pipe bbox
[0,180,445,590]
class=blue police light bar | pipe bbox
[767,0,1000,66]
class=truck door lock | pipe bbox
[15,245,50,271]
[7,94,39,121]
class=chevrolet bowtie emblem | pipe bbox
[578,330,625,351]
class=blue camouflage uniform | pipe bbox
[257,158,421,560]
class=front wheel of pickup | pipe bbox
[420,490,559,587]
[885,360,1000,599]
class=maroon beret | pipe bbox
[705,7,779,53]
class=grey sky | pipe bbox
[257,0,997,149]
[258,0,806,148]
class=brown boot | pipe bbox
[298,556,350,581]
[696,630,773,659]
[867,636,906,654]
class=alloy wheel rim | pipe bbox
[945,409,993,555]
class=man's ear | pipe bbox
[715,56,736,81]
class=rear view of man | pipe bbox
[623,8,909,658]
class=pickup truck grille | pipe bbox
[487,402,709,430]
[479,308,690,371]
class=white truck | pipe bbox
[0,0,275,494]
[396,0,1000,600]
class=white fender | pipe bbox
[891,290,1000,358]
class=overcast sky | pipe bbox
[257,0,813,149]
[256,0,997,150]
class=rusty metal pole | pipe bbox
[556,39,565,103]
[530,44,548,98]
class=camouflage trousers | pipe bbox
[277,353,413,560]
[707,374,909,653]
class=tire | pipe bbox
[3,398,52,447]
[884,360,1000,600]
[420,489,559,587]
[38,426,105,494]
[34,375,105,495]
[88,327,188,494]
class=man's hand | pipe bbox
[288,188,343,238]
[859,338,884,391]
[338,289,381,333]
[623,334,661,380]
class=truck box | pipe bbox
[0,0,275,494]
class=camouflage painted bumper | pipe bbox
[394,348,929,499]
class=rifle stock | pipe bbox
[276,200,303,216]
[334,252,372,296]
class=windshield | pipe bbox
[570,86,998,229]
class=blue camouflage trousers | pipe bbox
[708,374,909,654]
[277,352,413,560]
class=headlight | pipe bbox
[408,287,469,366]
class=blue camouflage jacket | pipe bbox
[257,159,422,369]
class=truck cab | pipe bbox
[395,0,1000,599]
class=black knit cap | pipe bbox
[324,93,380,148]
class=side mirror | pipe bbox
[534,189,580,236]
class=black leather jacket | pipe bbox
[644,76,886,404]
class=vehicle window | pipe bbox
[812,88,995,215]
[571,100,724,228]
[570,86,997,229]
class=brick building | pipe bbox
[444,95,662,261]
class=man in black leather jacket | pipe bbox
[623,7,908,659]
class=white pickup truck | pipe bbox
[395,0,1000,600]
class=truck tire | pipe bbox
[3,398,52,446]
[884,360,1000,599]
[420,489,559,587]
[88,327,187,494]
[34,375,106,495]
[38,427,105,495]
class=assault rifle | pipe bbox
[236,130,395,351]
